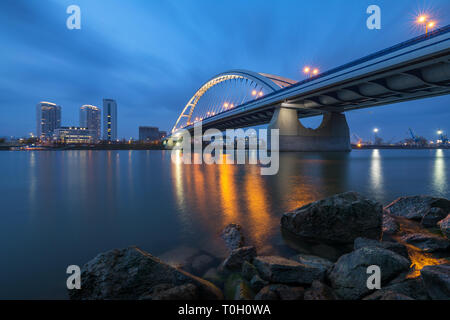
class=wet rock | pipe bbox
[220,246,256,272]
[401,233,450,252]
[384,196,450,221]
[151,283,198,300]
[367,290,414,300]
[159,246,218,276]
[233,281,254,300]
[354,237,409,260]
[190,254,216,276]
[254,284,304,300]
[68,246,223,300]
[290,254,334,279]
[363,277,429,300]
[250,275,269,293]
[382,214,399,234]
[202,268,225,288]
[421,264,450,300]
[328,247,410,300]
[281,192,382,244]
[241,261,259,281]
[421,208,448,228]
[254,255,326,285]
[224,273,253,300]
[221,224,244,251]
[304,280,337,300]
[438,215,450,239]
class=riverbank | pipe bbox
[70,192,450,300]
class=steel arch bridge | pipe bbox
[171,70,296,133]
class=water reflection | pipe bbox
[369,149,384,198]
[433,149,447,196]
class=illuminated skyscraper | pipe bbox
[80,105,101,141]
[36,101,61,140]
[103,99,117,141]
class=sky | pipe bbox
[0,0,449,141]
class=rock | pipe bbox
[304,280,337,300]
[221,224,244,251]
[224,273,253,300]
[250,275,269,293]
[365,290,414,300]
[281,192,382,244]
[151,283,198,300]
[290,254,334,279]
[363,277,429,300]
[254,284,304,300]
[242,261,259,281]
[401,233,450,252]
[190,254,216,276]
[233,281,254,300]
[220,246,256,272]
[422,208,448,228]
[438,215,450,239]
[202,268,225,288]
[354,237,409,260]
[159,246,218,276]
[68,246,223,300]
[254,255,328,285]
[382,214,399,234]
[384,196,450,220]
[421,264,450,299]
[328,247,411,300]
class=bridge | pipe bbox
[168,25,450,151]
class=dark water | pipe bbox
[0,149,448,299]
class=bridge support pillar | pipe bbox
[268,107,351,152]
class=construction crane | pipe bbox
[409,128,421,143]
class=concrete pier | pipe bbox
[268,107,351,152]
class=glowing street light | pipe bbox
[416,15,436,35]
[251,90,257,96]
[373,128,379,133]
[303,66,319,78]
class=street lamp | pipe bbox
[303,66,319,78]
[416,15,436,35]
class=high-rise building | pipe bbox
[80,105,101,141]
[36,101,61,140]
[139,126,161,142]
[103,99,117,141]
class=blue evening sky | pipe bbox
[0,0,449,141]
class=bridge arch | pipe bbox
[171,69,296,133]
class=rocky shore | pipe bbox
[69,192,450,300]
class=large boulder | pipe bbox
[438,215,450,239]
[68,246,223,300]
[354,237,409,260]
[254,256,329,285]
[401,233,450,252]
[221,224,245,251]
[384,196,450,221]
[421,264,450,300]
[421,207,448,228]
[328,247,411,300]
[281,192,382,244]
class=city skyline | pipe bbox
[1,0,449,140]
